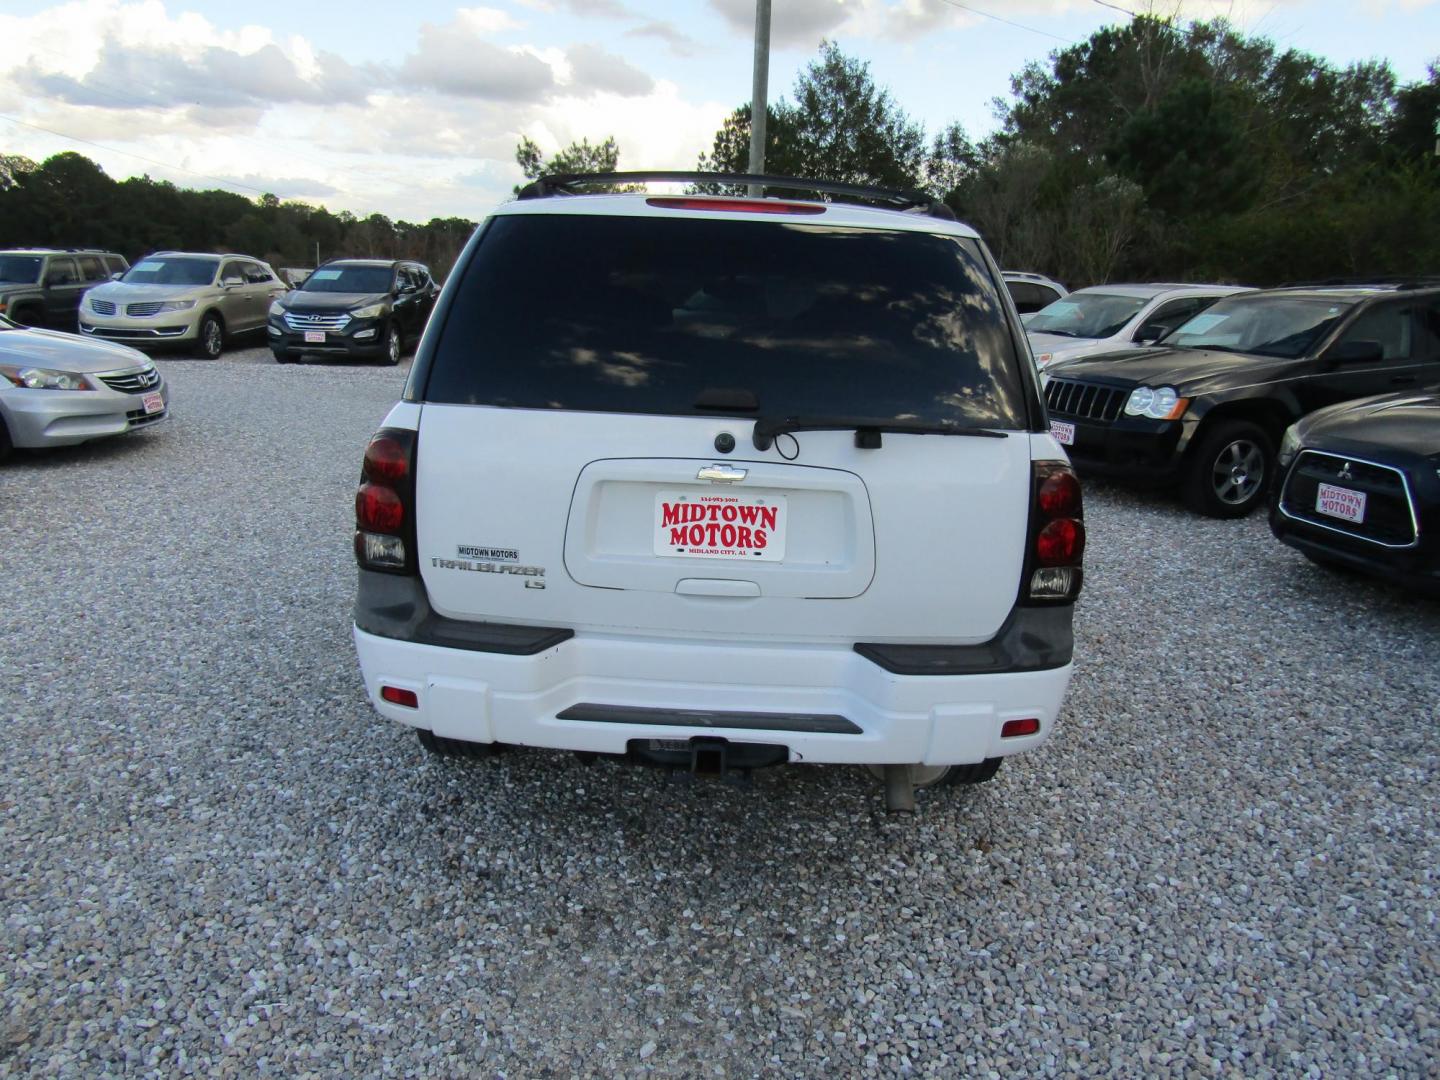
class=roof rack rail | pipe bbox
[515,171,955,221]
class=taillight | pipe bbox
[645,197,826,215]
[354,428,416,574]
[1026,461,1084,602]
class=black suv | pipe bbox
[0,248,129,330]
[1042,283,1440,516]
[268,259,438,365]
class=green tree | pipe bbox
[695,42,932,193]
[513,135,635,193]
[0,154,36,192]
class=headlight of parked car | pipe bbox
[268,300,287,317]
[0,365,93,390]
[1277,424,1303,468]
[155,299,197,313]
[350,303,385,320]
[1123,385,1188,420]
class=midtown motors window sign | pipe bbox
[653,491,788,561]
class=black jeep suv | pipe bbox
[1042,283,1440,516]
[268,259,438,365]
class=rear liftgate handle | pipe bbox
[674,578,761,598]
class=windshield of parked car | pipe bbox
[0,255,43,284]
[421,214,1030,428]
[122,257,219,287]
[301,265,394,294]
[1026,291,1148,339]
[1166,296,1355,358]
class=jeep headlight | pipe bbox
[155,299,196,313]
[0,364,93,390]
[350,303,385,320]
[1277,424,1302,468]
[1123,385,1188,421]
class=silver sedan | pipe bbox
[0,314,168,460]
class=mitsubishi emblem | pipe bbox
[1337,462,1354,481]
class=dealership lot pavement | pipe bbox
[2,347,1437,1077]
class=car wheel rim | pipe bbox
[388,330,399,364]
[1211,439,1264,505]
[203,320,221,356]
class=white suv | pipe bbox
[351,173,1085,807]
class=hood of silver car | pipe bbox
[0,325,152,374]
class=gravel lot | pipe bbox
[2,345,1437,1077]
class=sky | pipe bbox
[0,0,1436,224]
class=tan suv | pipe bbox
[79,252,285,358]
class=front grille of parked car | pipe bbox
[284,311,350,332]
[1281,451,1417,547]
[1045,379,1126,423]
[90,298,116,315]
[126,302,165,317]
[125,406,167,428]
[99,368,162,394]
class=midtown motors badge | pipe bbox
[653,491,787,560]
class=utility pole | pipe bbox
[746,0,772,197]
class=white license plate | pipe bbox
[1316,482,1366,523]
[654,491,787,561]
[141,391,164,415]
[304,330,326,343]
[1050,420,1075,446]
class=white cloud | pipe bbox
[565,44,655,96]
[398,19,556,100]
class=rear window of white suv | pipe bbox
[419,213,1030,427]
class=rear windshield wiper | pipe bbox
[752,415,1008,450]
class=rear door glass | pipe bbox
[423,213,1028,427]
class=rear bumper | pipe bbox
[352,623,1073,767]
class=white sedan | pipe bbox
[1027,283,1251,366]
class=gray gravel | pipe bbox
[2,346,1437,1077]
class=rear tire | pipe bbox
[11,305,43,328]
[197,313,225,359]
[416,728,500,759]
[383,324,401,366]
[1182,420,1274,518]
[866,758,1002,789]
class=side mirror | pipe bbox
[1135,322,1169,344]
[1328,339,1384,364]
[222,277,245,288]
[110,271,124,281]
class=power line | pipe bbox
[933,0,1075,44]
[0,112,271,197]
[1092,0,1140,16]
